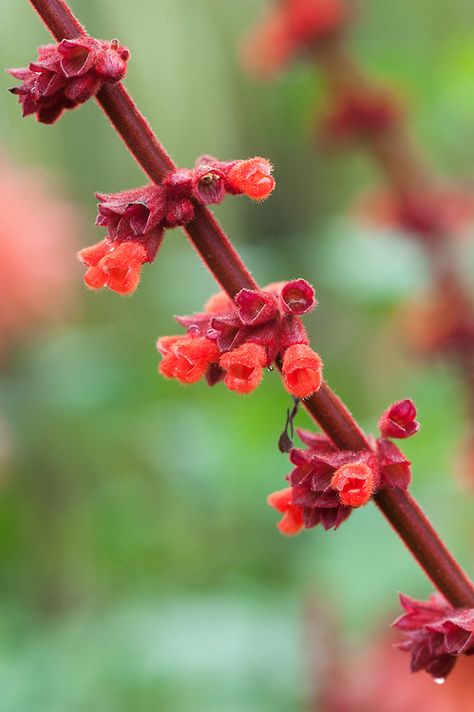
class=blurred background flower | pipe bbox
[0,150,79,355]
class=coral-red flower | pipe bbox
[242,0,347,78]
[79,238,160,295]
[379,398,420,439]
[219,343,267,394]
[394,593,474,679]
[282,343,323,399]
[158,335,219,385]
[331,462,375,507]
[8,36,129,124]
[267,487,304,535]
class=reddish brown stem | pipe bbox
[27,0,474,607]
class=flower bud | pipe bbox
[379,399,420,439]
[226,158,275,200]
[235,288,279,325]
[281,279,317,315]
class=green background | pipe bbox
[0,1,474,709]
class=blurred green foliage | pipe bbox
[1,1,474,709]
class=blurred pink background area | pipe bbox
[0,150,79,353]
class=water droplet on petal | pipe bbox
[434,677,445,685]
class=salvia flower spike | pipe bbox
[78,157,275,294]
[21,0,474,663]
[157,281,322,398]
[394,593,474,680]
[8,36,129,124]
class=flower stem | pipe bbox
[27,0,474,607]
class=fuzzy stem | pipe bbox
[27,0,474,607]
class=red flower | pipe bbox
[219,343,267,394]
[242,0,346,78]
[267,487,304,535]
[394,593,474,679]
[331,462,375,507]
[282,343,323,399]
[157,335,219,384]
[79,238,161,295]
[8,36,129,124]
[379,398,420,439]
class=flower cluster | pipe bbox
[157,279,323,398]
[8,36,129,124]
[320,89,401,144]
[242,0,346,78]
[268,398,418,535]
[394,593,474,680]
[78,156,275,294]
